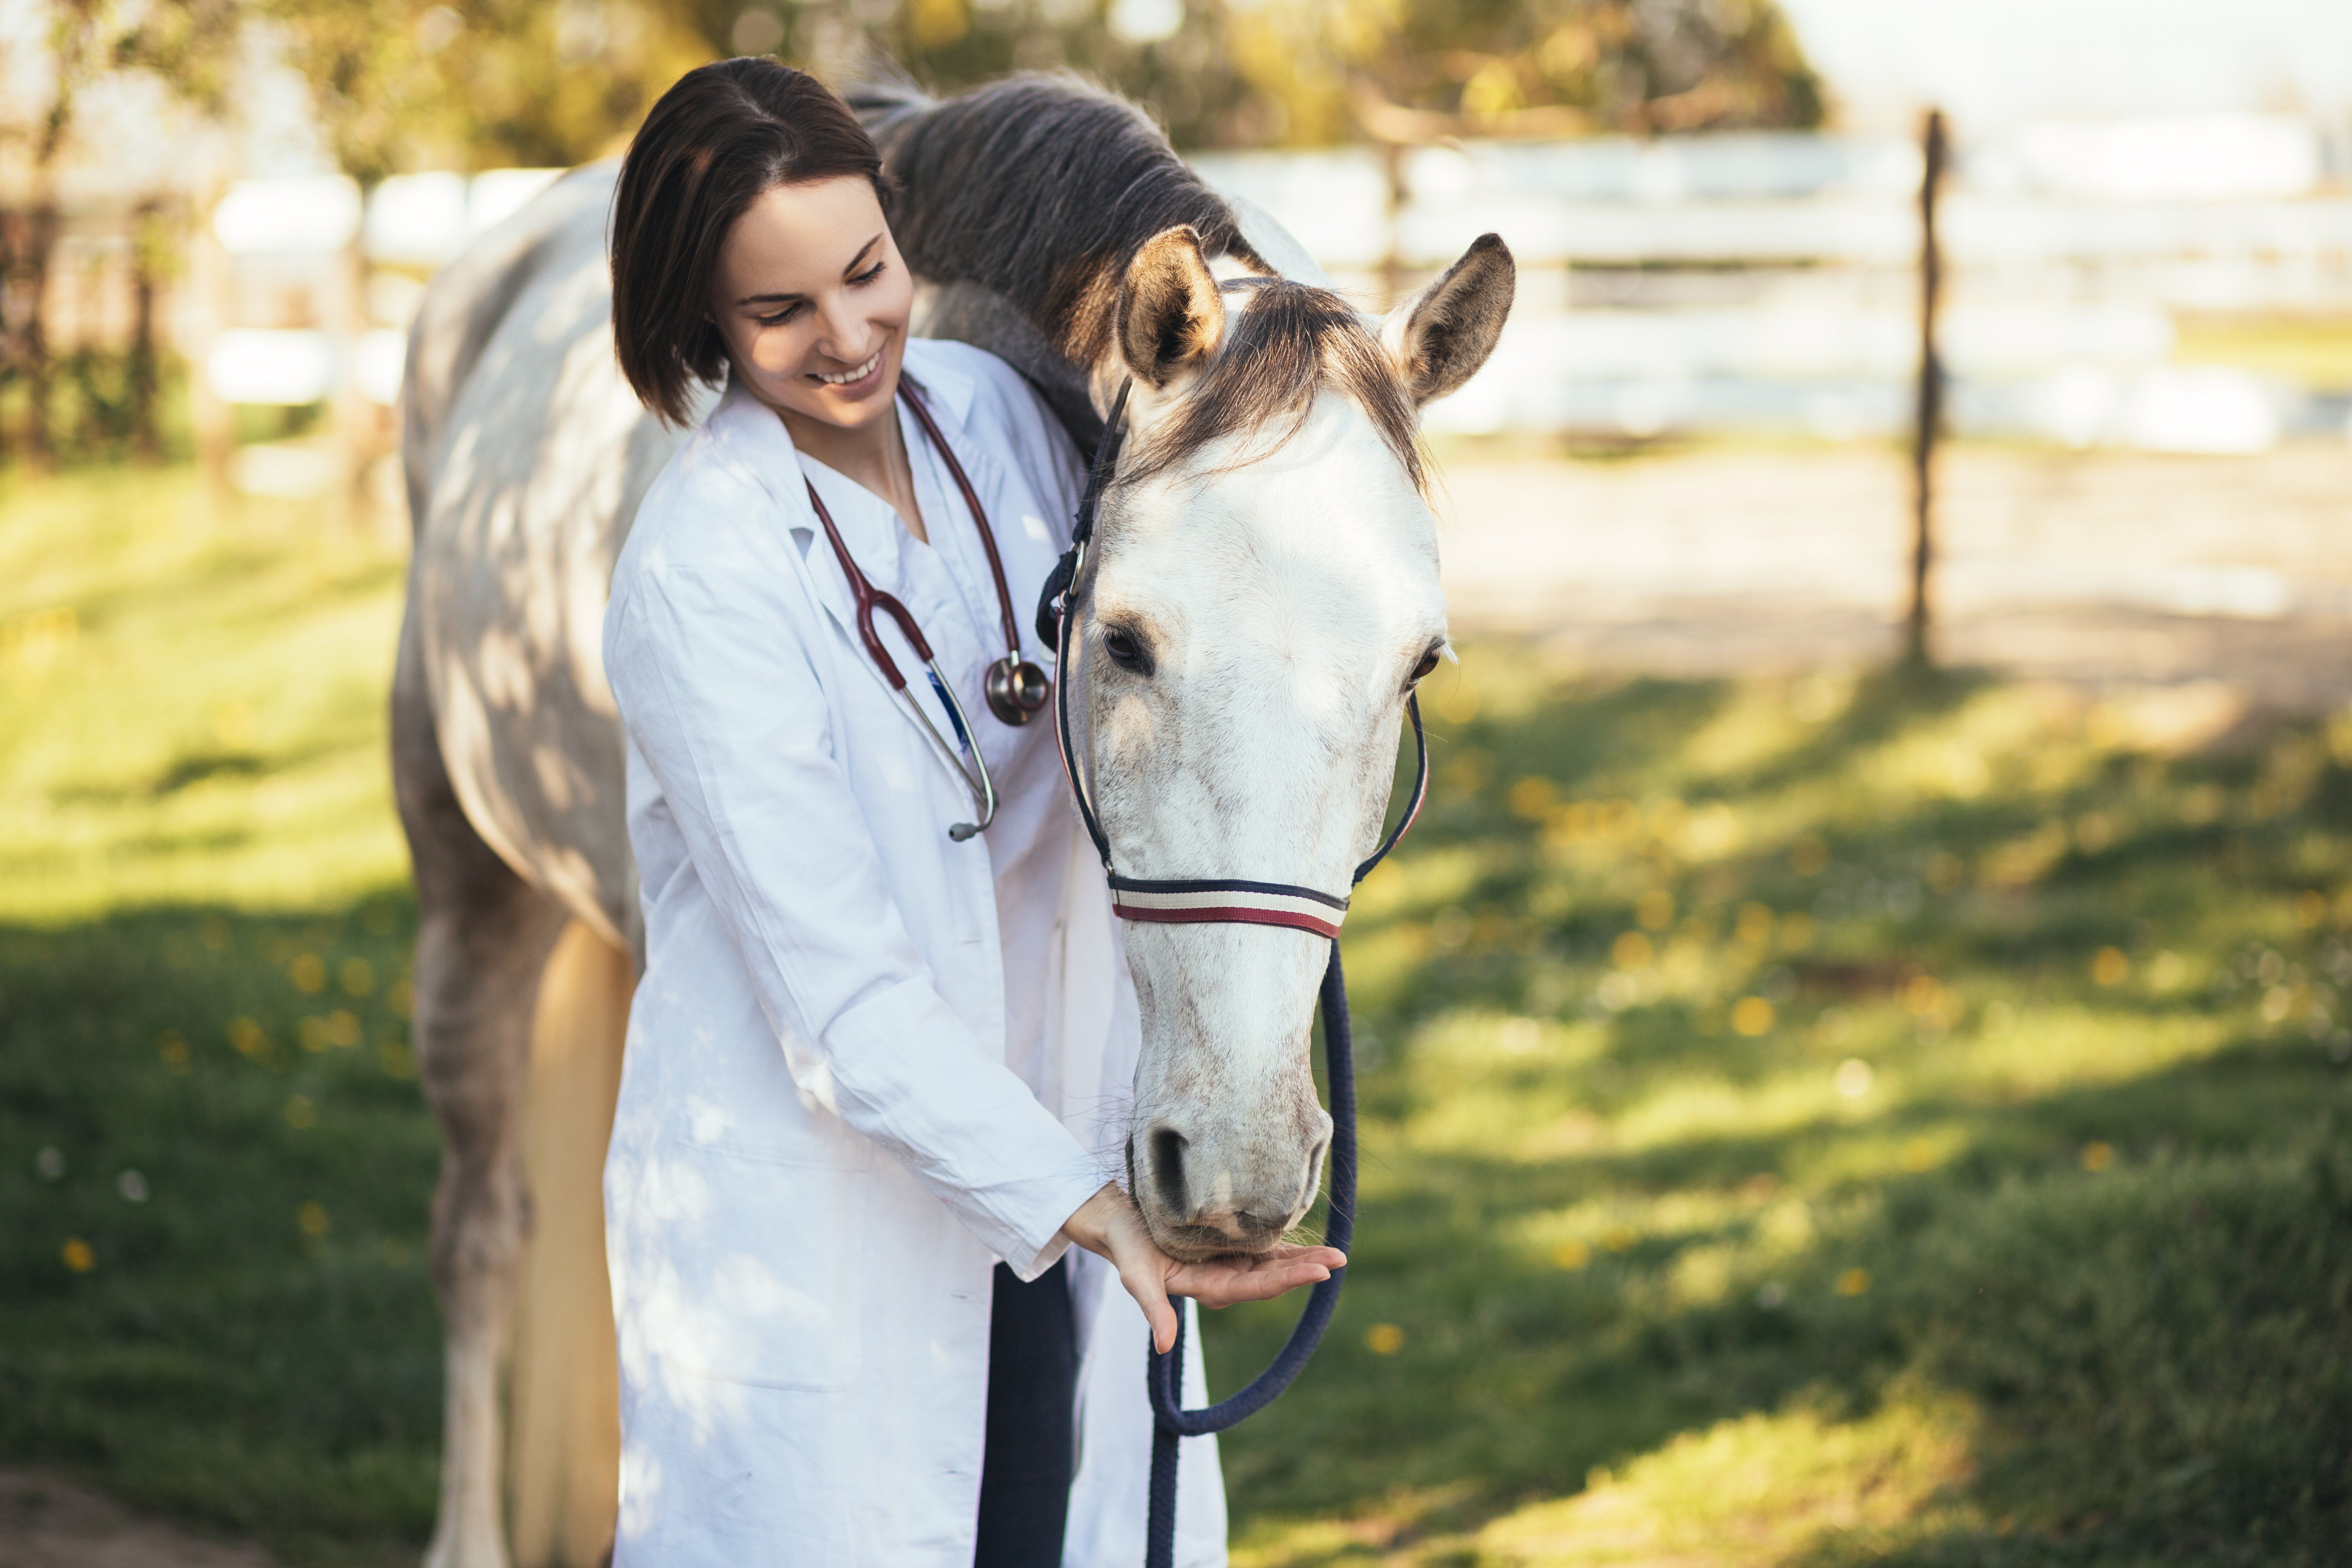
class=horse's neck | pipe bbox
[914,279,1105,454]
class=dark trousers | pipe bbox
[973,1257,1077,1567]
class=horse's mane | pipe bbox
[850,73,1263,372]
[850,72,1423,491]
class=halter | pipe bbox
[1033,379,1431,1568]
[1034,381,1431,935]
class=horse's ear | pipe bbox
[1117,226,1225,393]
[1381,233,1514,406]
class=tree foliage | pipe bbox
[255,0,1822,178]
[255,1,713,181]
[720,0,1824,149]
[12,0,1824,189]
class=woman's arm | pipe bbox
[608,562,1105,1278]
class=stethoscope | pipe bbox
[800,376,1051,841]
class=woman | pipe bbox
[597,59,1342,1567]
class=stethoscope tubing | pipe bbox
[799,376,1046,839]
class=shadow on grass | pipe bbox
[1208,1054,2352,1566]
[0,896,439,1567]
[1202,651,2352,1565]
[9,654,2352,1565]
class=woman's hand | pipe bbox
[1058,1184,1346,1353]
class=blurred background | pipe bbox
[4,2,2350,1565]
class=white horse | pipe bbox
[393,72,1512,1567]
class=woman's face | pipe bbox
[706,175,913,432]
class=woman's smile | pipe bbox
[704,174,917,443]
[811,346,886,394]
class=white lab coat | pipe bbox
[600,339,1226,1567]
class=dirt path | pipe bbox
[0,1473,272,1568]
[1436,441,2352,710]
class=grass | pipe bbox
[0,464,431,1563]
[1209,662,2352,1566]
[4,462,2351,1564]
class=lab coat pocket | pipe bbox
[664,1137,871,1392]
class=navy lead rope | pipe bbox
[1035,381,1429,1567]
[1142,942,1359,1567]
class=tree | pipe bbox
[680,0,1822,150]
[260,0,715,179]
[0,0,240,465]
[249,0,1821,177]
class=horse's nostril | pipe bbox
[1149,1126,1189,1217]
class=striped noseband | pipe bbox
[1033,381,1433,937]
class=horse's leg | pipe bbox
[395,612,571,1568]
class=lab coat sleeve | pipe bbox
[606,562,1106,1279]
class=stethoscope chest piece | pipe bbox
[804,376,1067,840]
[986,656,1051,726]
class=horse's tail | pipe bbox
[508,921,635,1568]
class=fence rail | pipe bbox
[1198,115,2352,449]
[13,115,2352,477]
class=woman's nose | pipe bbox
[815,295,870,364]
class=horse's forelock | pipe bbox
[1122,280,1426,496]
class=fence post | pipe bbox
[1379,139,1409,311]
[188,172,233,497]
[129,199,162,464]
[327,222,371,523]
[1904,108,1947,667]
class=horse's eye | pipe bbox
[1410,646,1442,684]
[1104,627,1151,674]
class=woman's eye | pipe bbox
[1103,628,1150,673]
[757,303,805,327]
[1410,647,1441,683]
[850,261,887,286]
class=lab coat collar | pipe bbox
[705,338,982,558]
[703,348,990,744]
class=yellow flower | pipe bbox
[1365,1323,1405,1355]
[61,1238,96,1273]
[1836,1267,1871,1297]
[1731,996,1774,1036]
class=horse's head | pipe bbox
[1075,225,1514,1261]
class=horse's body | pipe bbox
[393,73,1510,1567]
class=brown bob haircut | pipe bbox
[610,58,891,427]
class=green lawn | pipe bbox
[3,463,2349,1565]
[1218,664,2352,1565]
[0,465,432,1563]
